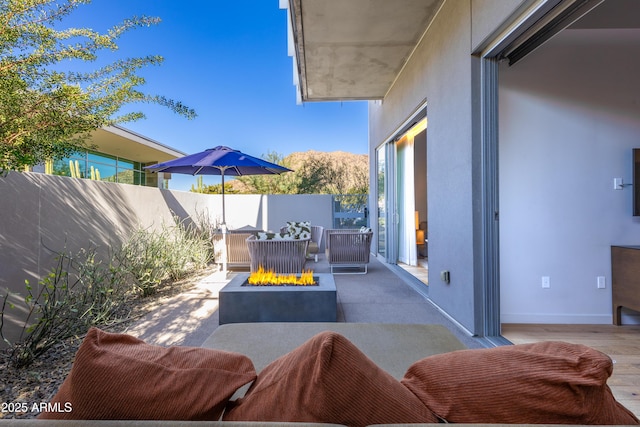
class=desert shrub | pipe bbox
[0,248,129,368]
[116,215,215,297]
[73,248,130,324]
[185,210,219,264]
[0,213,217,367]
[116,226,171,297]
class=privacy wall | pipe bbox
[0,172,333,343]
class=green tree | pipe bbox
[0,0,196,173]
[296,156,340,194]
[197,182,240,195]
[347,161,369,194]
[234,151,298,194]
[295,154,368,194]
[229,151,368,195]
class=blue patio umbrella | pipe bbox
[145,146,292,225]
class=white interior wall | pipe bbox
[499,28,640,324]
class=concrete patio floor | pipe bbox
[123,254,484,349]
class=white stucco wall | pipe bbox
[499,28,640,324]
[471,0,529,50]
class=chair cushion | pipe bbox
[38,328,256,420]
[223,331,438,427]
[401,341,640,425]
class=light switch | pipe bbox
[542,276,550,288]
[597,276,606,289]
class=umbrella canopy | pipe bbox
[145,146,292,224]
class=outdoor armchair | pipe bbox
[246,235,310,274]
[280,224,324,262]
[325,229,373,274]
[324,228,367,257]
[213,229,261,269]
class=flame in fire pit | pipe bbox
[248,266,315,286]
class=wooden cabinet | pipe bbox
[611,246,640,325]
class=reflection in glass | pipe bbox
[93,164,116,182]
[88,151,116,166]
[50,150,146,186]
[377,145,386,257]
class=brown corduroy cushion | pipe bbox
[401,341,640,425]
[223,331,438,427]
[38,327,256,420]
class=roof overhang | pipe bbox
[89,125,186,165]
[281,0,443,103]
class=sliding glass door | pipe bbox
[376,143,397,263]
[376,145,387,258]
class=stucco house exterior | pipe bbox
[281,0,640,340]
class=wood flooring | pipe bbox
[502,323,640,419]
[397,260,428,285]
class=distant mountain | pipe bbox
[285,150,367,170]
[229,150,369,194]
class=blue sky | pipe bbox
[66,0,368,191]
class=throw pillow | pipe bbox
[39,327,257,420]
[257,232,292,240]
[223,331,438,427]
[286,221,311,239]
[401,341,640,425]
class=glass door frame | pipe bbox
[375,105,427,265]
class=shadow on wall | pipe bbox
[0,174,338,346]
[36,173,139,255]
[0,172,202,347]
[1,172,136,288]
[160,188,194,226]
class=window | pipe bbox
[52,150,147,186]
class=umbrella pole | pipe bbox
[221,171,226,225]
[221,169,227,276]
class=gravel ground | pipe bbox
[0,267,216,419]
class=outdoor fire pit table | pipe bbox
[219,273,337,324]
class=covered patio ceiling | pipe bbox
[283,0,443,102]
